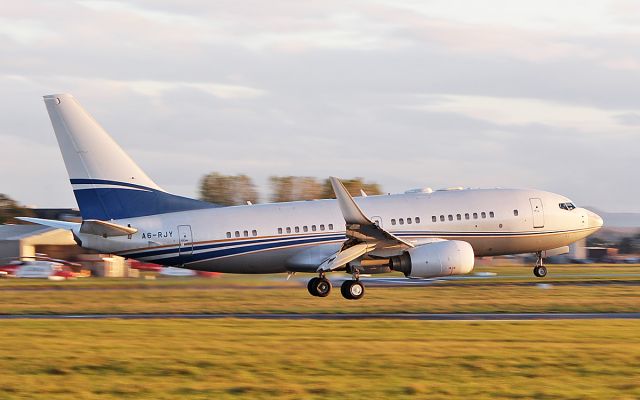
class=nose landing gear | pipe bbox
[533,251,547,278]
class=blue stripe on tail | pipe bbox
[70,179,218,220]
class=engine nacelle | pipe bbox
[389,240,475,278]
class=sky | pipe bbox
[1,0,639,212]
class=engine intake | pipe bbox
[390,240,475,278]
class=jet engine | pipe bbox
[389,240,475,278]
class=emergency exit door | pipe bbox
[178,225,193,256]
[529,198,545,228]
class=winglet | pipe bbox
[329,177,371,225]
[329,177,415,248]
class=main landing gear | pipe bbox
[307,270,366,300]
[341,279,365,300]
[533,251,547,278]
[307,274,332,297]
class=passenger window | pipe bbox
[243,230,249,237]
[473,213,478,219]
[329,224,334,230]
[252,230,257,236]
[407,218,412,224]
[235,231,240,238]
[303,226,308,232]
[286,227,291,234]
[278,228,283,234]
[432,216,437,222]
[489,211,494,218]
[312,225,317,232]
[391,219,396,225]
[440,215,445,222]
[399,218,404,225]
[481,212,486,219]
[513,209,519,217]
[320,224,325,231]
[465,213,470,220]
[415,217,421,224]
[448,215,453,221]
[295,226,300,233]
[226,232,231,238]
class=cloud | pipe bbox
[406,94,638,135]
[1,1,639,212]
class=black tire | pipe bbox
[536,265,547,278]
[314,277,332,297]
[307,277,319,296]
[341,280,353,299]
[533,266,548,278]
[341,280,365,300]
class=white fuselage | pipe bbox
[76,187,603,273]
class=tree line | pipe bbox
[199,172,383,206]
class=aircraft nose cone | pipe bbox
[587,210,604,230]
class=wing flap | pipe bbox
[317,243,375,272]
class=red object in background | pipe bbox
[128,259,163,272]
[0,262,22,276]
[196,271,221,278]
[52,265,75,279]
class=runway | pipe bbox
[1,312,640,320]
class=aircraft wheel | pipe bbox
[533,265,547,278]
[341,280,365,300]
[307,277,320,296]
[313,277,332,297]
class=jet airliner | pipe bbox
[21,94,604,300]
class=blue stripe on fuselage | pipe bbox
[132,234,345,266]
[122,233,347,259]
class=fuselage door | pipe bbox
[178,225,193,256]
[371,216,383,228]
[529,198,545,228]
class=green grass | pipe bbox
[0,265,639,315]
[0,319,639,399]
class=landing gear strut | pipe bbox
[307,274,332,297]
[341,268,365,300]
[533,251,547,278]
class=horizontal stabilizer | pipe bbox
[16,217,79,231]
[80,219,138,237]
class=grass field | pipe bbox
[0,265,639,399]
[0,265,639,315]
[0,319,639,399]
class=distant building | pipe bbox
[568,238,587,260]
[0,224,139,277]
[0,225,78,261]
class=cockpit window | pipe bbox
[559,202,576,211]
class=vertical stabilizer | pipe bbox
[43,94,216,220]
[44,94,162,190]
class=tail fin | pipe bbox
[44,94,215,220]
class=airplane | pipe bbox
[20,93,604,300]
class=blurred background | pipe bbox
[1,2,640,399]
